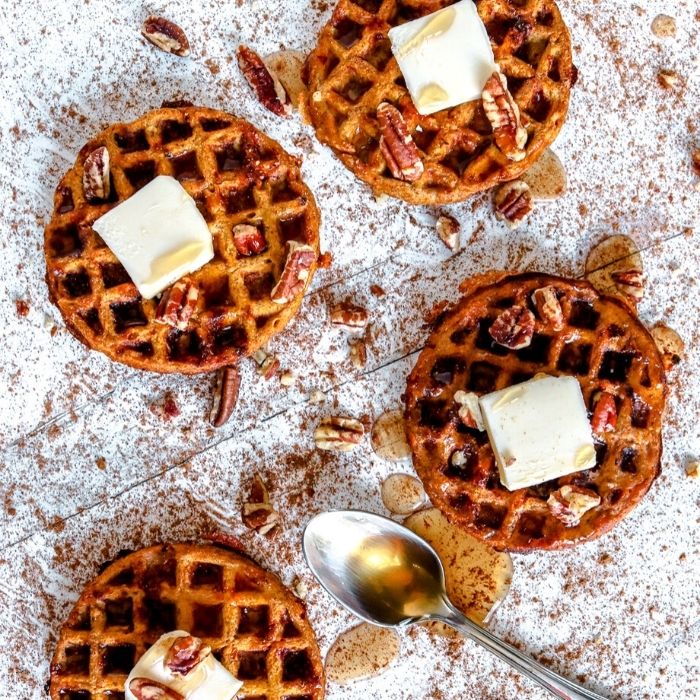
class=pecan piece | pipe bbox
[376,102,424,182]
[591,392,617,436]
[493,180,533,228]
[165,635,211,676]
[657,69,680,89]
[237,45,291,117]
[242,473,279,536]
[129,678,184,700]
[314,416,365,452]
[531,286,564,330]
[453,391,485,431]
[83,146,111,201]
[489,305,535,350]
[155,278,198,330]
[436,214,460,251]
[142,16,191,57]
[610,269,644,302]
[252,348,280,379]
[482,71,528,161]
[233,224,267,256]
[271,241,316,304]
[547,485,601,527]
[210,366,241,428]
[692,149,700,177]
[330,302,369,330]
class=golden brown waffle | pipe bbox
[405,273,666,551]
[50,543,325,700]
[44,106,321,373]
[304,0,575,204]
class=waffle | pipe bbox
[404,272,666,551]
[303,0,575,204]
[49,543,325,700]
[44,106,321,373]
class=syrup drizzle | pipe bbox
[380,473,428,515]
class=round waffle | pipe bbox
[44,106,321,373]
[304,0,575,204]
[404,272,666,551]
[49,543,325,699]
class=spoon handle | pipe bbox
[437,602,607,700]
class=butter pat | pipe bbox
[93,176,214,299]
[388,0,497,116]
[125,631,242,700]
[479,376,596,491]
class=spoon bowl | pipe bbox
[303,510,607,700]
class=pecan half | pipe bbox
[252,348,280,379]
[610,269,644,302]
[591,392,617,436]
[210,366,241,428]
[531,286,564,330]
[314,416,365,452]
[436,214,460,251]
[141,16,191,57]
[376,102,424,182]
[271,241,316,304]
[155,278,198,330]
[233,224,267,256]
[129,679,184,700]
[547,485,601,527]
[453,391,485,431]
[330,302,369,330]
[482,71,528,161]
[493,180,533,228]
[489,306,535,350]
[237,45,291,117]
[83,146,111,201]
[165,635,211,675]
[242,473,279,536]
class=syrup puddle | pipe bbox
[380,473,428,515]
[325,623,401,684]
[521,148,567,201]
[404,508,513,635]
[371,409,412,462]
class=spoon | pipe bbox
[303,510,606,700]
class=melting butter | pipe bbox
[148,242,206,285]
[397,6,456,57]
[417,83,449,110]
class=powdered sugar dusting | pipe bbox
[0,0,698,698]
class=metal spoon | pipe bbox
[303,510,606,700]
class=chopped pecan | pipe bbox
[493,180,533,228]
[489,305,535,350]
[210,366,241,428]
[83,146,111,201]
[330,302,369,330]
[591,392,617,435]
[610,269,644,302]
[155,278,198,330]
[314,416,365,452]
[271,241,316,304]
[165,635,211,675]
[547,485,601,527]
[692,149,700,177]
[233,224,267,256]
[531,286,564,330]
[686,461,699,479]
[349,337,367,369]
[436,214,460,251]
[129,678,184,700]
[237,45,291,117]
[141,16,191,57]
[252,348,280,379]
[242,473,279,536]
[453,391,485,431]
[376,102,424,182]
[482,71,528,161]
[657,69,680,89]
